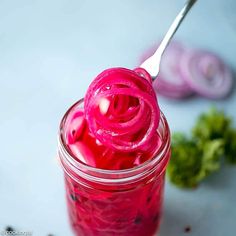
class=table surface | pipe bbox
[0,0,236,235]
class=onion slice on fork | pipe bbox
[84,67,160,152]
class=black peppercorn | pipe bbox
[5,226,14,232]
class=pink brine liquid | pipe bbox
[58,68,171,236]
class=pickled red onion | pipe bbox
[66,110,85,144]
[84,67,160,151]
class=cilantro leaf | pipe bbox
[167,133,223,188]
[197,139,224,179]
[167,133,201,188]
[192,107,236,165]
[192,107,232,141]
[167,106,236,189]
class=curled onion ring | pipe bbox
[180,50,233,99]
[84,67,160,151]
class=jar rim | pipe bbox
[58,99,171,182]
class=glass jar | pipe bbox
[58,99,171,236]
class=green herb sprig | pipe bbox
[167,108,236,188]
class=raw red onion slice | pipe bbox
[84,67,160,152]
[141,41,194,99]
[180,50,234,99]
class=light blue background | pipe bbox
[0,0,236,235]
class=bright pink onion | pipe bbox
[180,50,233,99]
[66,110,85,144]
[84,67,160,152]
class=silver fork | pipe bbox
[140,0,198,80]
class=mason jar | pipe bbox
[58,99,171,236]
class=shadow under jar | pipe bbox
[58,99,171,236]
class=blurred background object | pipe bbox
[0,0,235,236]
